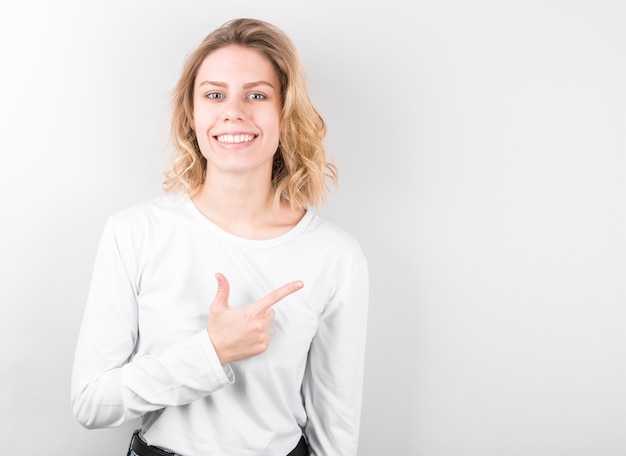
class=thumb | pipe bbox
[210,272,230,312]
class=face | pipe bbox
[192,45,282,179]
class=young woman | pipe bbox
[71,18,369,456]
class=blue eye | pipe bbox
[248,93,266,100]
[206,92,222,100]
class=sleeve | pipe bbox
[302,253,370,456]
[70,216,234,429]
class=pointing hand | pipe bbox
[207,272,304,364]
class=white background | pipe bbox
[1,0,625,454]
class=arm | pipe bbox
[70,217,234,429]
[303,256,370,456]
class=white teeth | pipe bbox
[216,134,255,144]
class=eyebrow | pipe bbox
[198,80,276,90]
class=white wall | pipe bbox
[1,0,624,454]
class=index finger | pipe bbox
[254,281,304,312]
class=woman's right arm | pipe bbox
[70,217,234,429]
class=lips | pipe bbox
[215,134,256,144]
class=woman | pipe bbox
[71,18,369,456]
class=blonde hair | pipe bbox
[163,18,337,208]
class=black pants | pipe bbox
[128,430,310,456]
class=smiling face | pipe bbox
[192,45,282,181]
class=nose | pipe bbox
[222,96,245,121]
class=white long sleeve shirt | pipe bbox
[71,194,369,456]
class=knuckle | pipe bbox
[252,321,265,333]
[258,337,270,352]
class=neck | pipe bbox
[189,172,305,240]
[192,174,277,224]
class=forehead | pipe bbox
[195,45,278,85]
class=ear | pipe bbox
[187,115,195,133]
[187,101,195,128]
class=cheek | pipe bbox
[192,105,203,127]
[190,113,213,156]
[265,109,282,136]
[192,109,214,138]
[266,123,281,150]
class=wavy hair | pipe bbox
[162,18,337,209]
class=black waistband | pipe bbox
[287,435,309,456]
[130,431,176,456]
[129,430,309,456]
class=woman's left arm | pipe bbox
[302,254,369,456]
